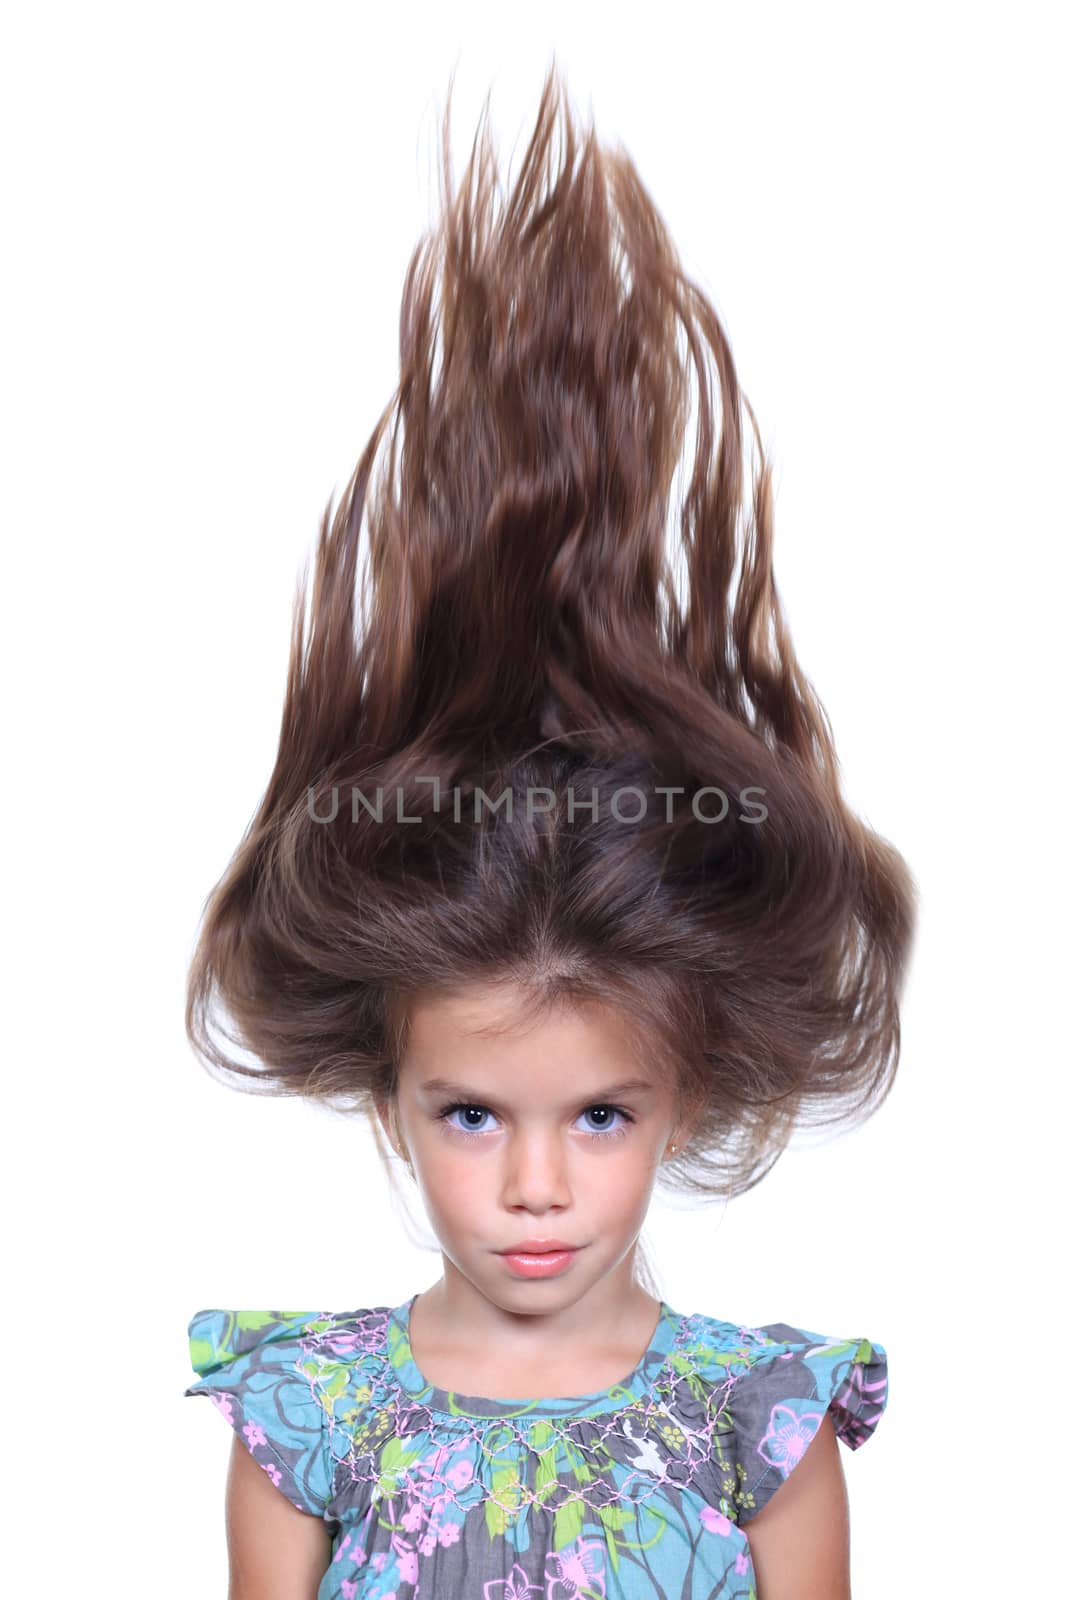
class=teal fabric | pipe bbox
[185,1295,887,1598]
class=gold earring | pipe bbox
[391,1115,412,1172]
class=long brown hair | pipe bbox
[186,61,916,1300]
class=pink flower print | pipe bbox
[756,1403,825,1474]
[401,1503,425,1533]
[447,1457,475,1491]
[437,1521,462,1548]
[734,1550,750,1576]
[484,1560,545,1598]
[413,1444,451,1478]
[333,1532,367,1569]
[417,1531,437,1556]
[210,1392,235,1425]
[341,1583,358,1599]
[699,1505,732,1537]
[396,1549,419,1586]
[262,1462,282,1489]
[243,1420,268,1450]
[544,1538,607,1598]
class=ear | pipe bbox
[668,1099,702,1158]
[372,1095,396,1147]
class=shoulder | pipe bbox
[187,1307,333,1371]
[676,1312,888,1527]
[186,1305,390,1388]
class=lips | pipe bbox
[498,1239,580,1254]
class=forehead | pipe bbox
[401,984,665,1091]
[406,983,625,1048]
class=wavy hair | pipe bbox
[185,62,917,1300]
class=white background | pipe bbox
[4,2,1062,1593]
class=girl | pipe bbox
[183,62,915,1600]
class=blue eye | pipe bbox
[434,1101,636,1141]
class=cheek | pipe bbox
[419,1159,484,1219]
[612,1158,661,1208]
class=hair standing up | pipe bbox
[185,61,917,1299]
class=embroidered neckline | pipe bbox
[385,1294,686,1419]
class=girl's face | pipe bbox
[381,982,684,1311]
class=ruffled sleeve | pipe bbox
[723,1320,889,1527]
[184,1308,334,1519]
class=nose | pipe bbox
[498,1128,575,1205]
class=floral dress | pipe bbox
[184,1295,887,1599]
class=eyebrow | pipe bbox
[415,1077,659,1105]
